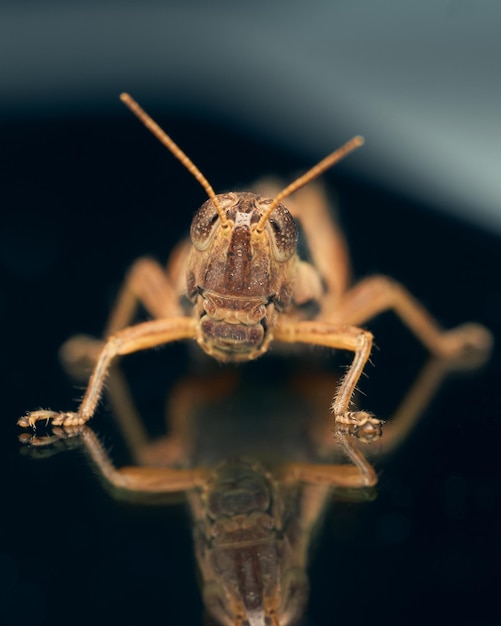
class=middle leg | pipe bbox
[323,275,492,359]
[61,247,190,381]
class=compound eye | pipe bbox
[267,203,298,261]
[190,194,236,251]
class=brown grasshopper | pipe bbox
[18,93,492,435]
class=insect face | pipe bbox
[187,192,298,363]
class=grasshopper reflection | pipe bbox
[20,353,478,626]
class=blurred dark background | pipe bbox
[1,3,500,626]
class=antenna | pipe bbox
[256,135,365,231]
[120,93,228,227]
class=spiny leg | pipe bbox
[324,275,493,360]
[274,319,381,433]
[288,371,377,464]
[292,355,469,461]
[18,317,197,429]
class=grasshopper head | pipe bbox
[187,192,298,363]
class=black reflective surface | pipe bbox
[1,109,500,626]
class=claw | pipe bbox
[355,418,384,443]
[17,410,59,429]
[18,424,85,455]
[17,410,81,429]
[335,410,384,442]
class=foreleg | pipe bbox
[19,317,197,429]
[274,319,381,436]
